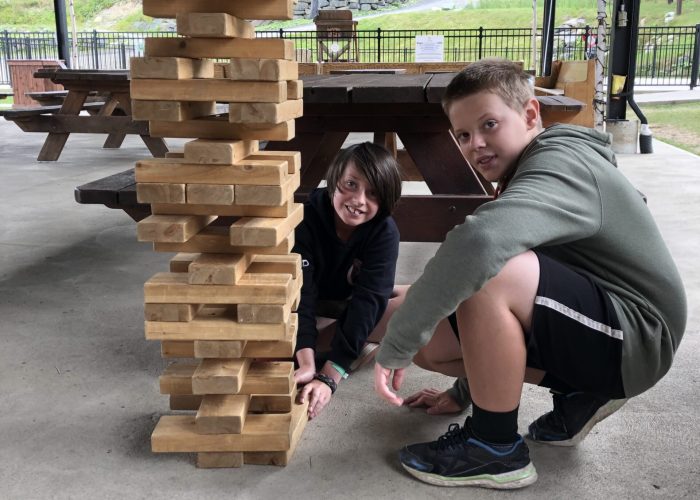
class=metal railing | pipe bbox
[1,26,699,88]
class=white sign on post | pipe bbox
[415,35,445,63]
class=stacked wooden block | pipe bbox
[131,0,307,468]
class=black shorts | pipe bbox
[449,251,625,399]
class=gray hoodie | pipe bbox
[376,124,686,397]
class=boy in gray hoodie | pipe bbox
[373,58,686,489]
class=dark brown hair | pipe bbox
[325,142,402,216]
[442,58,535,114]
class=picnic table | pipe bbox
[1,69,168,161]
[75,72,584,242]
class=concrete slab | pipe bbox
[0,119,698,498]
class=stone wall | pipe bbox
[293,0,408,19]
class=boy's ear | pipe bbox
[523,97,541,130]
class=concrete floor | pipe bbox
[0,119,698,499]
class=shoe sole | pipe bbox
[529,398,628,447]
[349,342,379,372]
[401,462,538,489]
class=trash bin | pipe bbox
[8,59,65,107]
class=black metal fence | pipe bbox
[1,25,699,88]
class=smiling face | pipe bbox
[331,161,380,240]
[448,91,541,183]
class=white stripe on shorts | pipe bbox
[535,296,624,340]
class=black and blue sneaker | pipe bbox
[398,418,537,489]
[528,391,627,447]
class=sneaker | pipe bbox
[349,342,380,372]
[528,392,627,447]
[399,418,538,489]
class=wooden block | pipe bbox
[197,452,243,468]
[237,281,300,324]
[229,59,299,81]
[170,394,201,410]
[152,201,294,218]
[170,253,200,273]
[161,340,195,358]
[131,79,286,103]
[149,117,295,141]
[241,315,297,358]
[170,392,294,413]
[249,253,301,279]
[246,150,300,174]
[153,227,295,254]
[184,139,258,165]
[143,0,294,20]
[160,362,294,396]
[137,214,216,243]
[151,402,304,453]
[230,202,304,247]
[234,170,300,206]
[249,393,294,413]
[136,182,186,204]
[186,184,235,205]
[244,401,308,466]
[130,56,214,79]
[241,362,294,395]
[177,13,254,38]
[229,99,303,124]
[136,158,288,185]
[160,363,198,395]
[132,100,216,121]
[286,80,303,100]
[145,303,202,322]
[188,253,251,285]
[145,307,293,341]
[192,358,250,395]
[196,394,250,434]
[144,272,293,305]
[194,340,247,358]
[145,37,294,60]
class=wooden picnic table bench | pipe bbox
[75,73,586,241]
[24,89,104,106]
[0,68,169,161]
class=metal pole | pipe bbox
[540,0,556,76]
[690,24,700,89]
[531,0,537,73]
[53,0,70,67]
[594,0,608,130]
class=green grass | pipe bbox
[638,102,700,156]
[2,0,700,31]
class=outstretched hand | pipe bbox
[404,387,463,415]
[373,362,405,406]
[297,379,332,419]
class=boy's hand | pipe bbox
[404,388,462,415]
[294,348,315,384]
[297,379,332,419]
[374,362,405,406]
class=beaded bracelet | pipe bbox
[313,372,337,394]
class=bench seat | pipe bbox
[0,101,105,119]
[75,168,151,221]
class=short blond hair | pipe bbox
[442,58,535,115]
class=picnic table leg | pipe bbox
[99,95,127,149]
[397,130,494,195]
[115,93,168,157]
[267,131,348,192]
[37,90,88,161]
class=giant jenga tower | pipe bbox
[130,0,307,468]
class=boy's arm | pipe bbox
[376,153,603,368]
[293,228,320,354]
[328,220,400,371]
